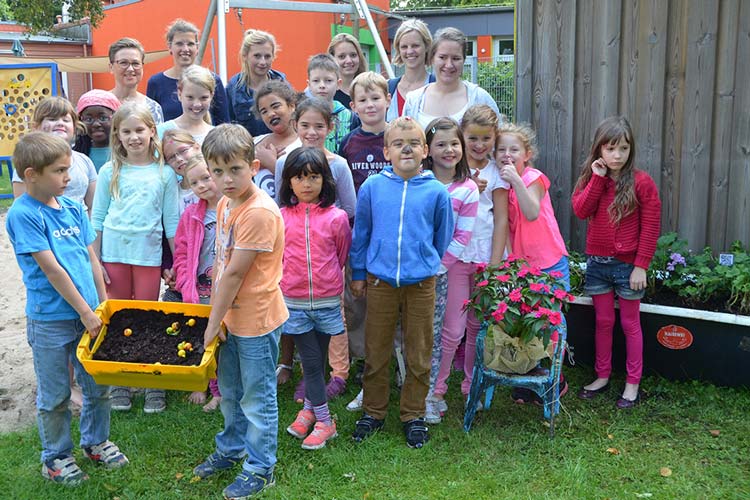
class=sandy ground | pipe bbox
[0,210,37,433]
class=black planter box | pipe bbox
[565,298,750,387]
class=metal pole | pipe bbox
[351,0,393,78]
[217,0,228,84]
[197,0,218,65]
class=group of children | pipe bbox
[6,30,661,500]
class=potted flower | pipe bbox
[566,233,750,387]
[466,256,574,374]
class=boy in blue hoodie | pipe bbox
[306,53,358,154]
[349,116,453,448]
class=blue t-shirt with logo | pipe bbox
[6,194,98,321]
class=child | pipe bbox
[459,104,508,396]
[74,89,121,172]
[253,80,299,199]
[172,154,222,411]
[90,102,180,413]
[162,129,202,214]
[350,116,453,448]
[306,53,357,154]
[157,64,215,143]
[279,147,352,450]
[274,97,356,402]
[339,71,391,193]
[422,118,479,424]
[193,124,287,498]
[572,116,661,409]
[12,97,98,213]
[6,132,128,485]
[495,122,569,403]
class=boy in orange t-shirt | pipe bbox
[193,124,288,499]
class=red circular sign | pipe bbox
[656,324,694,350]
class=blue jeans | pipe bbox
[27,319,110,463]
[543,255,571,292]
[215,327,281,476]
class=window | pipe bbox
[493,37,514,59]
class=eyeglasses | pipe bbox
[81,115,112,125]
[114,60,142,70]
[165,146,193,164]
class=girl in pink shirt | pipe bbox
[279,147,352,450]
[495,122,570,403]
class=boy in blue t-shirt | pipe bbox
[6,132,129,486]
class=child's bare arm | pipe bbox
[92,230,110,285]
[204,249,258,348]
[500,164,545,221]
[32,250,102,337]
[489,188,509,265]
[88,245,107,304]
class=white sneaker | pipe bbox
[424,399,442,424]
[346,389,364,412]
[436,399,448,414]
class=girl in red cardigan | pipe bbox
[572,116,661,409]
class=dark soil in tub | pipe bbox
[93,309,207,365]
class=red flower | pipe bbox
[553,288,568,300]
[518,267,529,278]
[520,303,532,314]
[509,288,522,302]
[462,299,472,308]
[491,308,505,322]
[548,311,562,325]
[567,293,576,302]
[475,262,488,273]
[549,270,563,279]
[495,274,511,282]
[476,279,489,287]
[496,302,509,314]
[529,267,543,276]
[529,283,544,292]
[506,254,519,263]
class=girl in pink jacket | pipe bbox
[173,154,222,411]
[279,147,352,450]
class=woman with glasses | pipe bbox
[108,38,164,125]
[146,19,229,125]
[74,89,121,172]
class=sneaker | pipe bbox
[110,386,132,412]
[83,440,129,469]
[325,376,347,400]
[403,418,429,449]
[346,389,364,412]
[144,389,166,414]
[42,455,89,486]
[301,421,338,450]
[352,414,384,443]
[293,380,305,404]
[436,399,448,414]
[193,451,242,479]
[424,400,442,424]
[287,409,315,439]
[223,470,275,499]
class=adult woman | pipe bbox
[327,33,367,109]
[386,19,435,121]
[227,29,288,137]
[403,27,499,128]
[108,38,163,124]
[146,19,229,125]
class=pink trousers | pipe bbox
[103,262,161,301]
[592,291,643,384]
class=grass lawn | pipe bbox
[0,365,748,499]
[0,162,14,207]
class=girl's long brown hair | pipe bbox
[575,116,637,225]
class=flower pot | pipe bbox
[483,324,554,374]
[566,296,750,387]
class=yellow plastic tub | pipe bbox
[76,299,221,391]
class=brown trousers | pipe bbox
[362,274,436,422]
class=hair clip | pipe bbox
[431,127,436,134]
[403,116,412,121]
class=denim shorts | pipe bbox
[584,256,645,300]
[284,306,344,335]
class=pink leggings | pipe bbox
[103,262,161,301]
[592,291,643,384]
[435,261,479,397]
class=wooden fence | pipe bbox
[515,0,750,252]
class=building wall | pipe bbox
[515,0,750,251]
[90,0,391,91]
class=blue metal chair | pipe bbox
[463,321,567,437]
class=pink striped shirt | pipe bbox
[440,177,479,273]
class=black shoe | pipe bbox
[352,414,384,443]
[403,418,429,449]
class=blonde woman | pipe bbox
[147,18,229,124]
[327,33,367,109]
[227,29,288,136]
[386,19,435,121]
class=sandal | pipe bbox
[276,364,293,385]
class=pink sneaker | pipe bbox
[287,409,315,439]
[301,420,338,450]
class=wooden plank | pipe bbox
[677,0,718,250]
[515,0,535,123]
[618,0,639,119]
[707,0,739,250]
[660,0,687,235]
[633,0,668,190]
[726,0,750,246]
